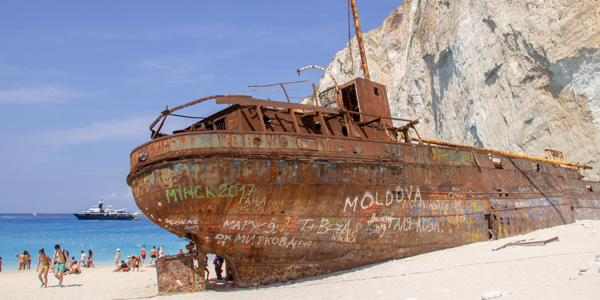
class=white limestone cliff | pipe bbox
[314,0,600,180]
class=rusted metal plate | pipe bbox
[297,138,318,150]
[156,254,204,293]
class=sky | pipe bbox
[0,0,402,213]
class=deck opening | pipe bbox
[214,118,226,130]
[373,87,379,96]
[492,157,503,169]
[485,213,494,240]
[263,116,271,124]
[204,253,234,291]
[342,126,349,136]
[341,83,361,122]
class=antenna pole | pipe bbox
[350,0,370,81]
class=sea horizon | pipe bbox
[0,213,191,270]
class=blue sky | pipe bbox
[0,0,402,213]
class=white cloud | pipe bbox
[134,57,215,88]
[27,117,153,147]
[0,86,83,104]
[98,190,133,201]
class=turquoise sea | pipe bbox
[0,214,190,270]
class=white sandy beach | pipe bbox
[1,220,600,300]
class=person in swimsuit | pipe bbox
[68,257,81,275]
[203,255,210,280]
[78,251,86,267]
[149,246,157,265]
[25,251,32,270]
[0,257,2,272]
[53,244,67,287]
[114,249,121,267]
[140,245,146,266]
[37,249,51,287]
[87,250,95,268]
[131,255,141,271]
[113,260,130,272]
[17,252,26,270]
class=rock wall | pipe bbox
[315,0,600,180]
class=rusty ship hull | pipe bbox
[128,91,600,287]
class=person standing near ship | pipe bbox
[140,245,146,266]
[159,246,164,258]
[0,257,2,272]
[114,249,121,266]
[213,255,224,280]
[37,249,51,287]
[52,244,67,287]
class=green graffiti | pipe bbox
[164,184,255,203]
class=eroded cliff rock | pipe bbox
[315,0,600,179]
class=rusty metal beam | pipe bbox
[215,95,339,114]
[255,105,267,132]
[248,80,308,87]
[350,0,370,81]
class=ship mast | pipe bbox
[350,0,370,81]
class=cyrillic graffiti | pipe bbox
[164,184,255,203]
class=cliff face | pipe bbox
[316,0,600,180]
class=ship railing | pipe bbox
[149,94,423,143]
[415,137,591,170]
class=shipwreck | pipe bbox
[127,0,600,292]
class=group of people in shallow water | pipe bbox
[34,244,95,288]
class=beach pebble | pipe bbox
[481,291,502,299]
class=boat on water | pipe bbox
[126,1,600,290]
[133,211,146,218]
[74,200,136,220]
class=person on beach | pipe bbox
[78,250,86,267]
[159,246,164,258]
[86,250,95,268]
[140,245,146,265]
[36,249,51,287]
[17,252,26,270]
[149,246,157,265]
[213,255,224,280]
[132,255,141,271]
[68,257,81,275]
[178,249,184,255]
[203,255,209,280]
[0,257,2,272]
[114,248,121,266]
[25,251,31,270]
[53,244,67,287]
[113,260,130,272]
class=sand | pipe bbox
[2,220,599,300]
